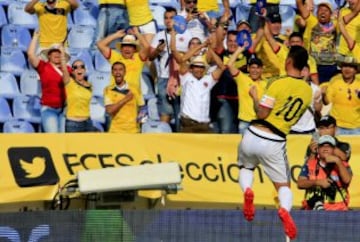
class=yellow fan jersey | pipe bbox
[34,0,71,47]
[126,0,153,26]
[65,79,92,118]
[234,71,267,122]
[104,85,144,133]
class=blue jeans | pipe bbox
[336,127,360,135]
[65,119,98,132]
[212,98,237,133]
[157,77,180,132]
[41,106,65,133]
[92,5,129,48]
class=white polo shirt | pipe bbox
[151,30,192,78]
[180,72,216,123]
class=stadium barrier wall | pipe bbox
[0,133,358,208]
[0,209,359,242]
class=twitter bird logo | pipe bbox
[8,147,59,187]
[20,157,46,178]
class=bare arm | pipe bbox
[209,47,226,80]
[338,16,355,49]
[97,30,126,58]
[264,21,280,53]
[226,46,245,76]
[105,91,134,116]
[325,156,352,185]
[24,0,39,14]
[297,176,332,189]
[342,2,360,24]
[27,31,41,68]
[296,0,310,19]
[133,27,150,60]
[60,46,70,84]
[68,0,79,10]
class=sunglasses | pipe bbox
[186,0,197,4]
[72,64,85,70]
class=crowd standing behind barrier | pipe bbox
[0,0,359,134]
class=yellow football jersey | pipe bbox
[234,72,267,122]
[259,76,312,135]
[326,75,360,129]
[338,8,360,56]
[34,0,71,47]
[104,85,144,133]
[126,0,153,26]
[65,79,92,118]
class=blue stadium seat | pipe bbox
[90,96,106,124]
[12,95,41,124]
[67,25,95,49]
[0,0,13,6]
[19,69,41,97]
[0,5,7,27]
[0,71,20,99]
[73,2,98,28]
[0,48,27,76]
[0,97,12,123]
[279,5,296,35]
[3,119,35,133]
[67,12,74,29]
[141,120,172,133]
[7,2,38,29]
[149,4,166,30]
[94,50,111,72]
[88,71,110,97]
[68,48,95,75]
[1,24,32,52]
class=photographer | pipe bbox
[297,135,352,210]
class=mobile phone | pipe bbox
[159,39,165,45]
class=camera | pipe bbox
[307,193,324,210]
[324,183,337,200]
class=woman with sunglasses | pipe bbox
[60,47,97,132]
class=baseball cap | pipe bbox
[318,2,333,12]
[248,57,263,66]
[316,115,337,127]
[236,19,251,29]
[268,12,282,23]
[318,135,336,146]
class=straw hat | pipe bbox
[40,44,70,62]
[115,34,139,51]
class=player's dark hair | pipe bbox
[287,45,308,71]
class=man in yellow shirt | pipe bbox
[322,57,360,134]
[226,46,268,134]
[104,62,144,133]
[25,0,78,48]
[296,0,338,83]
[97,27,150,101]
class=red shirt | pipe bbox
[37,60,70,108]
